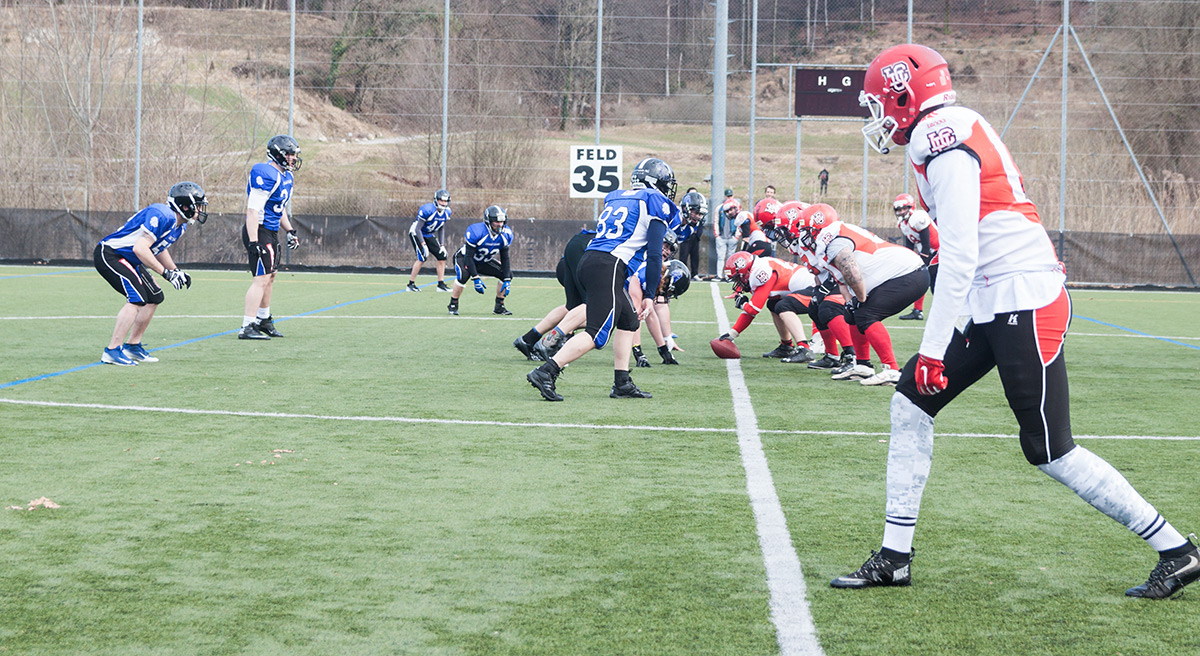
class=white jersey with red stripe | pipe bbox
[898,209,940,265]
[730,256,816,333]
[812,221,922,299]
[907,104,1066,359]
[733,211,767,243]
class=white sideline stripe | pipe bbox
[1,397,1194,442]
[710,283,823,656]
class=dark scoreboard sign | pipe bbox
[792,66,869,118]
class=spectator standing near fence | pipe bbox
[818,168,829,195]
[239,135,302,341]
[94,182,207,365]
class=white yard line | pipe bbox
[708,282,825,656]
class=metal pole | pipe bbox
[748,0,759,201]
[441,0,450,188]
[1000,25,1062,139]
[861,135,869,225]
[903,0,912,197]
[594,0,603,219]
[289,0,296,136]
[134,0,143,207]
[710,0,729,277]
[1058,0,1068,254]
[794,119,802,201]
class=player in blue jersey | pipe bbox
[93,182,207,366]
[526,157,680,401]
[405,188,453,292]
[446,205,515,316]
[239,135,302,340]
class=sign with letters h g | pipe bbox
[792,66,869,118]
[570,145,623,199]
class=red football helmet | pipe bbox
[773,200,809,246]
[723,251,755,294]
[753,198,781,231]
[794,203,840,251]
[860,44,956,152]
[893,193,915,223]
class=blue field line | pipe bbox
[0,269,85,280]
[1073,315,1200,351]
[0,285,419,390]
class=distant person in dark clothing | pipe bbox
[819,168,829,195]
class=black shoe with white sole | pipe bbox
[1126,536,1200,599]
[831,550,913,589]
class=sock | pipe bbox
[243,316,256,327]
[914,295,925,311]
[818,329,836,355]
[880,546,911,562]
[865,321,898,369]
[257,308,270,320]
[449,298,459,306]
[1038,446,1187,552]
[541,359,561,375]
[882,393,935,555]
[522,328,542,345]
[543,326,566,348]
[850,327,871,362]
[614,369,631,385]
[828,315,854,353]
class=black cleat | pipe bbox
[762,344,796,358]
[1126,536,1200,599]
[781,347,815,364]
[610,381,652,399]
[831,550,913,589]
[238,324,271,340]
[447,302,459,316]
[257,316,284,337]
[899,309,924,320]
[807,354,841,370]
[406,281,421,292]
[513,337,540,361]
[436,281,451,292]
[527,366,563,402]
[493,304,513,316]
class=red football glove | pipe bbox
[915,354,948,396]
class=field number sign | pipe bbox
[569,145,623,199]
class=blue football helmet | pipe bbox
[168,181,208,225]
[630,157,677,201]
[267,135,302,172]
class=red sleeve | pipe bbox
[732,272,778,333]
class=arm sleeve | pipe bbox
[643,219,665,296]
[499,245,511,280]
[464,243,480,278]
[919,227,932,257]
[919,149,981,359]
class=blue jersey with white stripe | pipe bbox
[463,221,514,265]
[415,202,451,237]
[587,187,681,272]
[246,162,294,232]
[99,203,185,266]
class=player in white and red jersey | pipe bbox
[893,192,939,320]
[774,200,856,369]
[794,203,928,385]
[716,251,817,361]
[832,43,1198,599]
[733,209,773,257]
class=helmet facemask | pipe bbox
[860,89,902,154]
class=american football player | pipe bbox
[240,134,301,341]
[893,192,939,320]
[717,251,817,362]
[527,157,680,401]
[833,43,1199,599]
[447,205,514,316]
[406,188,453,293]
[793,203,927,385]
[94,182,204,365]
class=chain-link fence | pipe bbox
[1,1,1196,285]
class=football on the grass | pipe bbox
[710,337,741,359]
